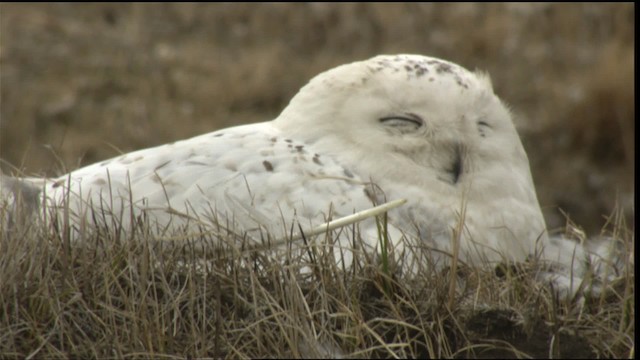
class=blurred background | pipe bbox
[0,3,634,235]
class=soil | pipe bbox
[461,308,595,359]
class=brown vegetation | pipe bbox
[0,206,634,358]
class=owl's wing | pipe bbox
[43,122,383,248]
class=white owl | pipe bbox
[1,54,617,291]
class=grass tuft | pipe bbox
[0,199,634,358]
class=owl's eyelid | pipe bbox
[379,114,423,127]
[478,120,491,128]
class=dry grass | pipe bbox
[0,201,634,359]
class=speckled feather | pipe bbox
[42,123,377,242]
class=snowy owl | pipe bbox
[2,54,550,270]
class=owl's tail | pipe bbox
[537,234,631,300]
[0,172,47,236]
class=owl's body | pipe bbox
[38,123,378,245]
[3,54,549,268]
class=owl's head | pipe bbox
[275,54,547,262]
[277,55,530,193]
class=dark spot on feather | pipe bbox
[436,63,453,74]
[155,160,171,171]
[455,77,469,89]
[263,160,274,172]
[93,178,107,186]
